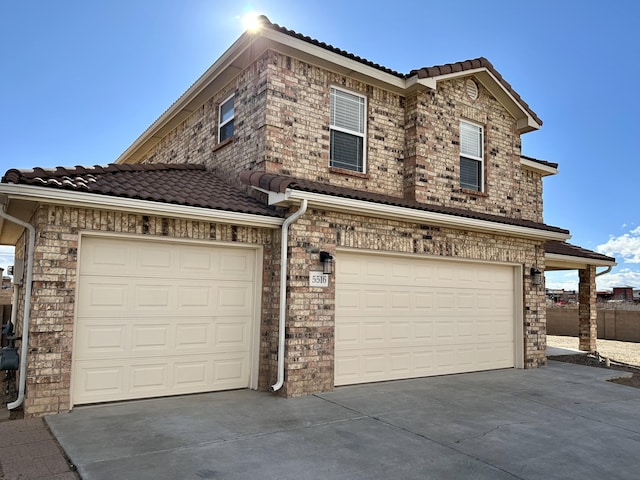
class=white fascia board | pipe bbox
[267,189,569,241]
[0,184,283,228]
[259,28,409,92]
[546,253,617,269]
[520,158,558,177]
[433,67,540,132]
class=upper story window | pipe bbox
[330,87,366,173]
[218,95,235,142]
[459,120,484,192]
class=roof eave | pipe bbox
[545,252,617,270]
[0,184,283,240]
[520,157,558,177]
[429,68,541,134]
[265,188,569,242]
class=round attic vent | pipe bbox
[465,79,479,100]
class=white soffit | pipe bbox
[520,158,558,176]
[545,253,617,270]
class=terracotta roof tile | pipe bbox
[2,164,282,218]
[545,241,616,263]
[410,57,542,126]
[241,170,568,235]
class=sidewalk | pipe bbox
[0,415,78,480]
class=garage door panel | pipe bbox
[335,253,516,386]
[131,324,170,351]
[74,237,257,405]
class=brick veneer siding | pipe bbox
[279,208,546,397]
[578,266,597,352]
[135,50,544,225]
[140,55,271,190]
[18,204,277,417]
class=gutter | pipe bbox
[596,266,613,277]
[267,189,570,242]
[0,207,36,411]
[271,199,307,392]
[0,184,283,229]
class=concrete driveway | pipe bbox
[47,361,640,480]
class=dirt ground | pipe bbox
[547,335,640,388]
[0,371,21,421]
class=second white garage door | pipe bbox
[335,252,517,386]
[72,236,259,405]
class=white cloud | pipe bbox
[597,227,640,264]
[595,268,640,290]
[545,271,579,291]
[545,268,640,291]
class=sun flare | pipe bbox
[242,11,262,32]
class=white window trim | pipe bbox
[218,94,235,143]
[460,120,484,192]
[329,86,367,173]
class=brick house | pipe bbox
[0,16,615,416]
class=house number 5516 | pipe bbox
[309,271,329,288]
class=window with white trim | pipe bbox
[459,120,484,191]
[218,95,235,142]
[330,87,366,172]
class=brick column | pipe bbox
[578,265,597,352]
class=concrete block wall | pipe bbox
[19,205,276,417]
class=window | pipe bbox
[218,95,235,142]
[330,87,366,172]
[459,121,484,191]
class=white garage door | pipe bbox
[72,236,258,405]
[335,252,516,386]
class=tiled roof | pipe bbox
[410,57,542,126]
[240,170,569,235]
[521,155,558,170]
[259,16,541,125]
[545,241,616,263]
[1,164,282,218]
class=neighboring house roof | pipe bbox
[240,170,569,236]
[1,164,282,218]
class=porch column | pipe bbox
[578,265,597,352]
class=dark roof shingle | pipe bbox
[240,170,568,235]
[545,241,616,263]
[2,163,282,218]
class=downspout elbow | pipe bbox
[271,199,308,392]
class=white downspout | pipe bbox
[0,208,36,411]
[271,199,307,392]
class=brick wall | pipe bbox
[20,205,276,417]
[135,49,544,225]
[280,208,546,397]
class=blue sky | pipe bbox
[1,0,639,290]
